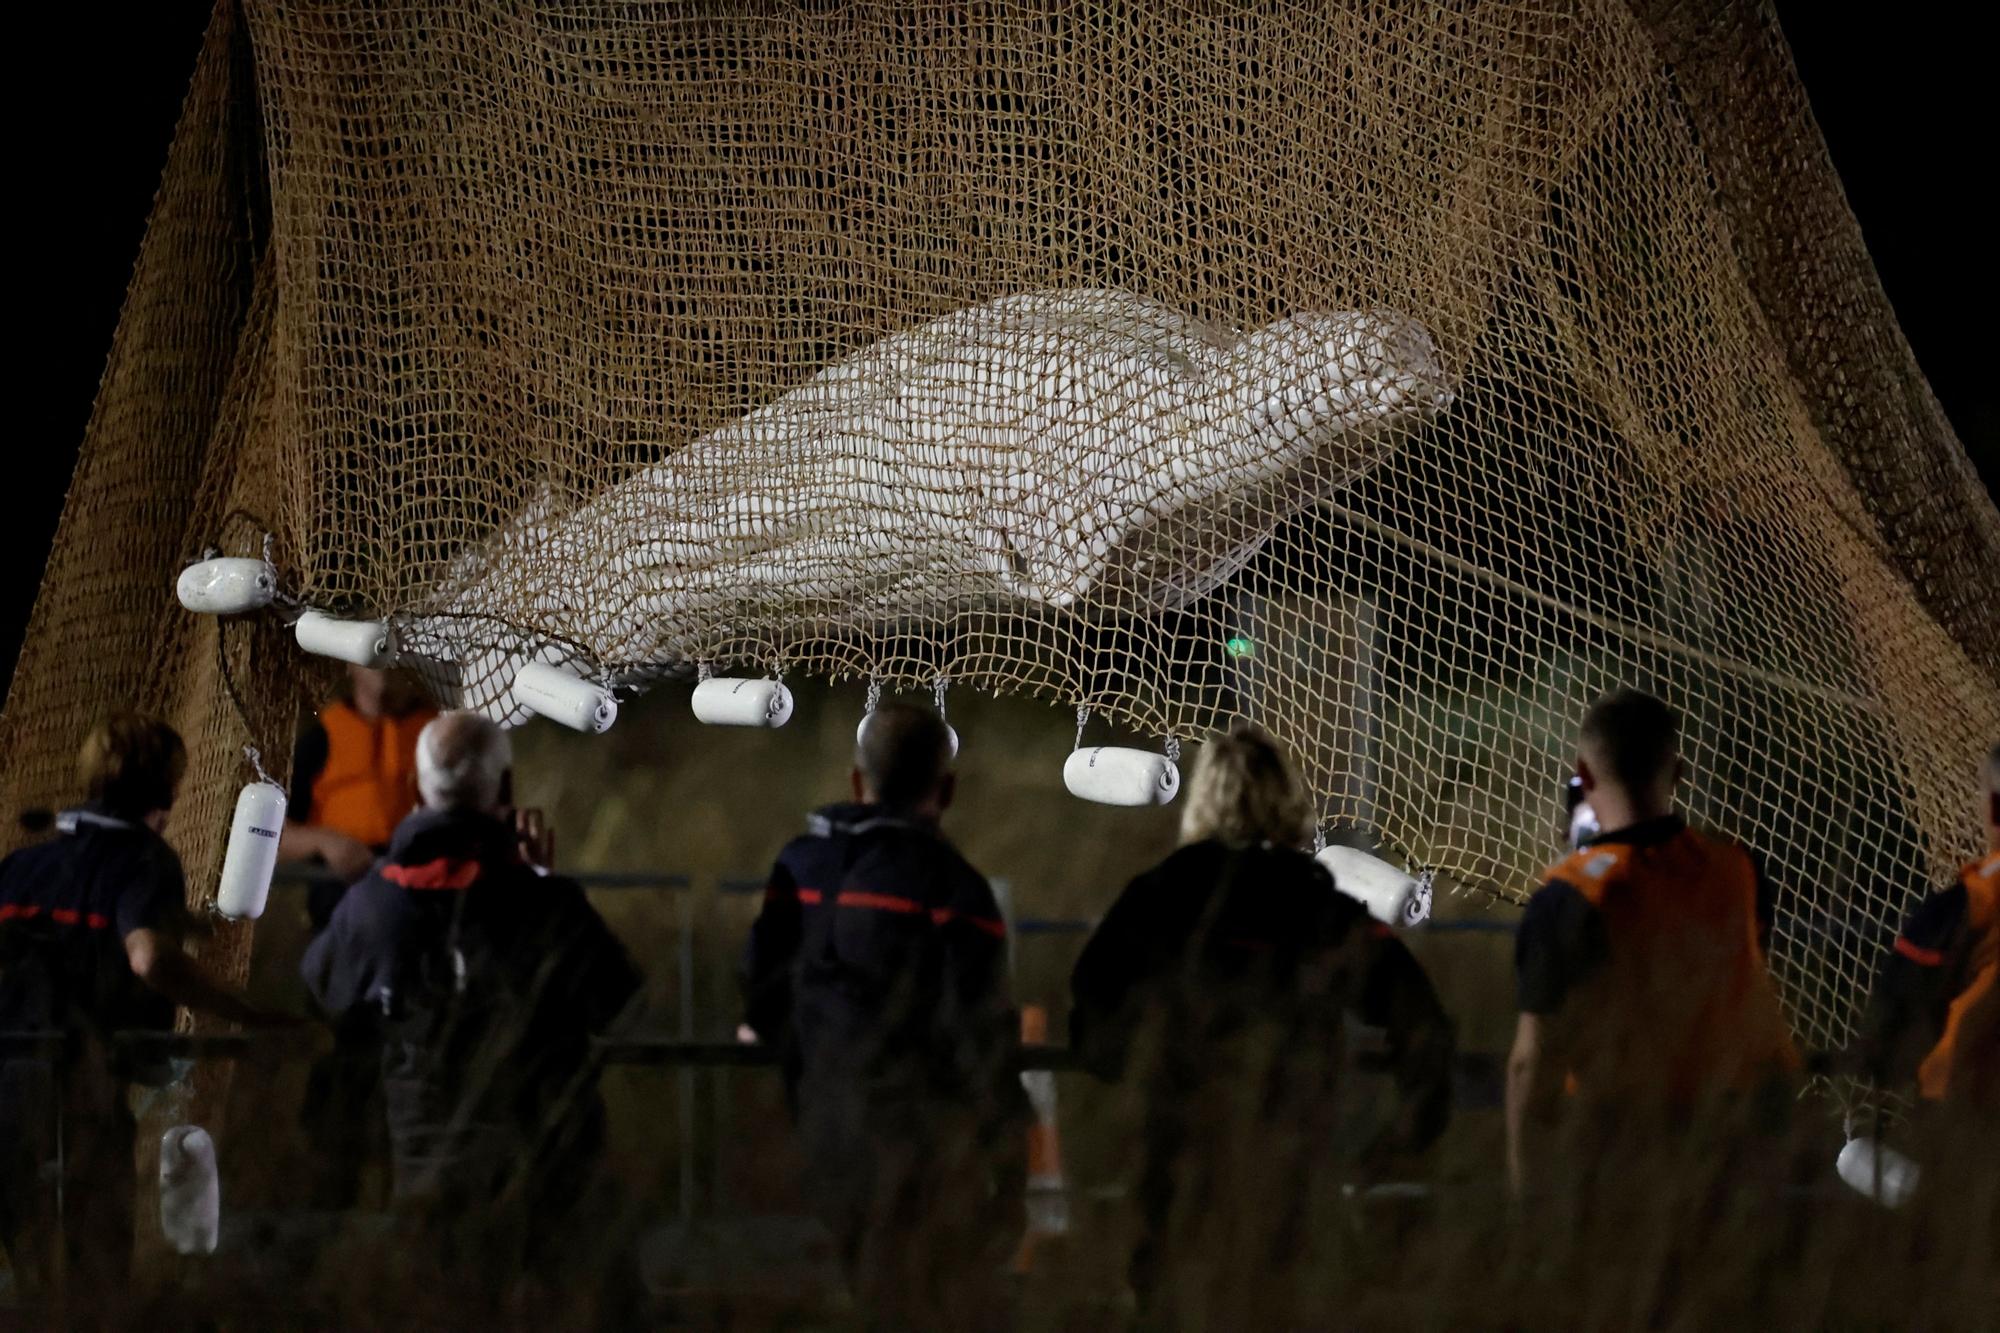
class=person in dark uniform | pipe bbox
[1,714,279,1308]
[1504,689,1800,1303]
[301,711,640,1309]
[740,703,1026,1328]
[1069,720,1454,1323]
[1854,742,1999,1199]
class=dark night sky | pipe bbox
[6,4,1993,697]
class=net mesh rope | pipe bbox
[2,0,1995,1071]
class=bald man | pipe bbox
[741,703,1026,1325]
[303,711,640,1289]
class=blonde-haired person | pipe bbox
[1069,720,1454,1320]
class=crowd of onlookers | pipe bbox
[3,665,1995,1325]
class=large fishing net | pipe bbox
[3,0,1995,1069]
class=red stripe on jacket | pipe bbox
[1,903,113,930]
[1894,935,1947,967]
[831,888,1004,937]
[381,857,484,891]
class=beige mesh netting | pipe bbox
[3,0,1995,1067]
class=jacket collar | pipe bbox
[385,805,513,862]
[805,801,936,839]
[55,802,141,835]
[1582,813,1686,850]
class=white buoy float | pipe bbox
[176,557,276,616]
[1063,746,1180,807]
[293,610,392,668]
[215,781,286,921]
[159,1125,221,1256]
[513,661,618,733]
[693,677,794,727]
[1835,1136,1920,1208]
[1315,843,1433,927]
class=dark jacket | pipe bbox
[0,806,181,1074]
[1860,850,1999,1103]
[741,803,860,1046]
[1072,839,1454,1160]
[1072,840,1361,1085]
[1072,839,1444,1304]
[743,802,1021,1116]
[1,807,183,1287]
[302,806,640,1209]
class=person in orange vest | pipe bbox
[279,664,435,1209]
[1505,689,1799,1206]
[1857,742,2000,1116]
[278,664,437,923]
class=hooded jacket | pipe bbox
[302,806,640,1206]
[742,801,1020,1114]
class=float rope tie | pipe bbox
[243,744,274,786]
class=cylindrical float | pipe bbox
[215,782,287,921]
[1315,844,1433,927]
[1063,747,1180,806]
[693,677,794,727]
[294,610,392,668]
[176,557,275,616]
[513,661,618,733]
[1835,1137,1920,1208]
[159,1125,221,1257]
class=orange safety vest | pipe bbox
[1542,826,1800,1108]
[308,701,435,849]
[1916,852,1999,1102]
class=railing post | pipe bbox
[677,884,695,1224]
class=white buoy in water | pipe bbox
[512,661,618,733]
[159,1125,220,1256]
[693,677,794,727]
[176,557,275,616]
[1316,844,1433,927]
[1063,747,1179,806]
[215,781,286,921]
[1836,1137,1920,1208]
[294,610,392,668]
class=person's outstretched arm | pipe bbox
[1504,1012,1544,1198]
[1351,929,1456,1162]
[740,855,804,1043]
[124,929,282,1027]
[1068,868,1167,1081]
[117,838,286,1027]
[1507,879,1601,1197]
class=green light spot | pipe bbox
[1225,635,1255,659]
